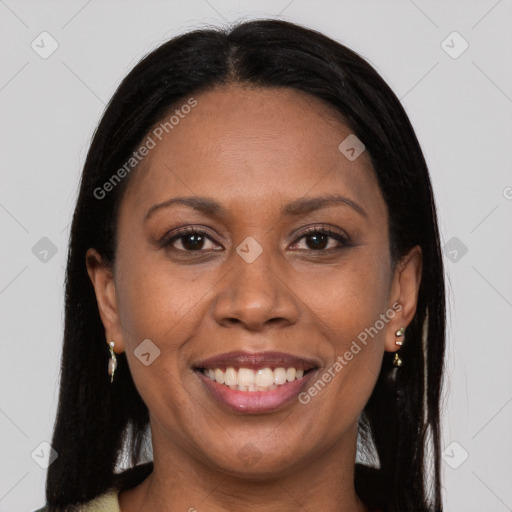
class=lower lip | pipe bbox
[195,369,317,414]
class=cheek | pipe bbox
[113,242,232,404]
[297,250,391,397]
[114,241,215,344]
[113,248,209,422]
[300,251,391,343]
[296,260,390,424]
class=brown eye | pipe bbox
[178,233,207,250]
[291,227,350,251]
[304,232,330,250]
[163,228,220,252]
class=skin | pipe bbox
[86,84,421,512]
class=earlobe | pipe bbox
[85,248,125,353]
[385,245,422,353]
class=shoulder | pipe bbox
[80,488,120,511]
[33,489,119,512]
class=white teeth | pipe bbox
[225,367,238,386]
[214,368,225,384]
[255,368,274,388]
[274,367,287,385]
[286,368,296,382]
[238,368,255,387]
[202,366,309,391]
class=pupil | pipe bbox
[183,234,204,250]
[307,233,327,250]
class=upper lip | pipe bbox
[194,351,320,371]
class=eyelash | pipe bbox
[161,225,351,253]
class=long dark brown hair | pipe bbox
[45,19,445,512]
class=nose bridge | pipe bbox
[213,234,299,330]
[235,235,277,299]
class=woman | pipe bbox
[36,19,445,512]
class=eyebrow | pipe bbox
[283,195,367,218]
[145,196,228,221]
[144,194,367,221]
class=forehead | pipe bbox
[121,84,385,221]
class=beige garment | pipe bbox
[73,489,120,512]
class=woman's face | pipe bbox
[88,84,421,477]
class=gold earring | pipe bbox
[108,341,117,383]
[393,352,403,367]
[393,327,405,367]
[395,327,405,346]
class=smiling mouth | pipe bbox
[195,366,316,392]
[193,350,320,412]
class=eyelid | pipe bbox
[166,225,218,238]
[295,224,349,240]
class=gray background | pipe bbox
[1,0,511,510]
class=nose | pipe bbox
[212,243,300,332]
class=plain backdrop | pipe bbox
[1,1,511,511]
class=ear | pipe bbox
[385,245,422,353]
[85,248,125,354]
